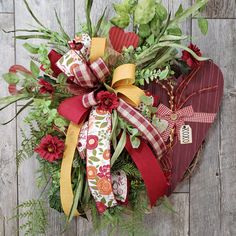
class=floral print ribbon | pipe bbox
[86,107,117,212]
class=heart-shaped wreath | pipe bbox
[0,0,223,235]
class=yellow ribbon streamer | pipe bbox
[60,37,144,217]
[60,122,82,216]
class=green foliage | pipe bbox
[135,66,173,85]
[110,14,130,29]
[155,2,168,21]
[15,199,48,236]
[3,72,20,84]
[30,61,40,77]
[16,128,37,167]
[134,0,156,25]
[198,17,208,35]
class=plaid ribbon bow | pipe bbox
[72,58,110,88]
[156,103,216,141]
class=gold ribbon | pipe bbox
[60,37,144,217]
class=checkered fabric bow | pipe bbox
[156,103,216,141]
[72,58,110,88]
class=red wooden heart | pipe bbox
[109,26,139,53]
[148,61,224,193]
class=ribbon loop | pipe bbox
[82,91,98,108]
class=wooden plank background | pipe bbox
[0,0,235,235]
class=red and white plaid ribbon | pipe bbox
[73,58,110,88]
[156,103,216,141]
[117,99,167,158]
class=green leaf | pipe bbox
[94,7,107,36]
[68,169,84,222]
[175,4,184,17]
[130,136,141,149]
[169,0,208,27]
[110,14,130,29]
[146,34,155,46]
[3,73,20,84]
[155,2,168,21]
[30,61,40,77]
[23,0,46,28]
[54,9,70,41]
[23,42,39,54]
[159,67,169,80]
[167,25,182,36]
[134,0,156,25]
[85,0,93,36]
[54,117,68,128]
[111,130,126,166]
[0,94,28,110]
[138,24,151,38]
[140,95,153,106]
[198,17,208,35]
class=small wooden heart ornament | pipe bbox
[149,61,224,192]
[109,26,139,53]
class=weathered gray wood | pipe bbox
[0,0,13,12]
[205,19,236,236]
[14,0,77,235]
[144,193,189,236]
[205,0,236,19]
[190,19,236,236]
[75,0,120,33]
[0,14,18,236]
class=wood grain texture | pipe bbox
[144,194,189,236]
[0,14,17,236]
[191,19,236,236]
[0,0,13,12]
[14,0,77,235]
[205,0,236,18]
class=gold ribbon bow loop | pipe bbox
[112,64,144,107]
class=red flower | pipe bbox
[38,78,54,94]
[96,201,107,214]
[68,40,83,51]
[97,164,111,179]
[87,135,99,149]
[35,135,64,162]
[181,43,202,69]
[96,91,119,112]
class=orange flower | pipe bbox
[96,177,112,195]
[87,166,97,179]
[103,149,110,160]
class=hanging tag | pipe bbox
[180,125,192,144]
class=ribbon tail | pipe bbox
[125,136,168,206]
[86,107,117,213]
[60,122,83,216]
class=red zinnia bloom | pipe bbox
[38,78,54,94]
[35,135,65,162]
[96,91,119,112]
[181,43,202,69]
